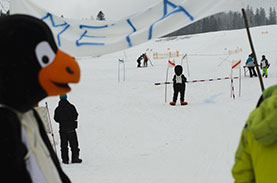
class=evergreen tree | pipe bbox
[259,7,267,25]
[246,6,255,27]
[268,7,277,25]
[164,6,277,37]
[96,11,106,21]
[255,8,261,26]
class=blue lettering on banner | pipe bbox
[41,13,70,47]
[126,0,194,46]
[76,24,108,46]
[126,19,137,47]
[41,0,194,49]
[148,0,194,40]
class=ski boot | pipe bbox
[72,158,82,163]
[170,101,176,106]
[72,149,82,163]
[62,160,69,164]
[181,101,188,105]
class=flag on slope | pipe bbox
[168,60,176,67]
[118,59,125,64]
[10,0,244,58]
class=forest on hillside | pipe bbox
[166,6,277,37]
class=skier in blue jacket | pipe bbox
[245,54,257,78]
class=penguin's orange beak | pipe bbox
[39,50,80,96]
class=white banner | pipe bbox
[10,0,244,58]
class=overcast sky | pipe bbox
[2,0,277,20]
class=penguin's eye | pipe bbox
[35,41,55,68]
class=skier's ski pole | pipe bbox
[148,57,154,66]
[46,102,57,154]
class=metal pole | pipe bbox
[165,67,169,103]
[239,67,242,97]
[242,8,265,92]
[123,62,126,81]
[118,61,120,82]
[186,55,190,77]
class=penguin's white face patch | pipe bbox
[35,41,55,68]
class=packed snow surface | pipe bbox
[42,25,277,183]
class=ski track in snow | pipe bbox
[41,25,277,183]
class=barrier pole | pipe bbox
[118,61,120,82]
[239,67,242,97]
[45,102,57,154]
[242,8,265,92]
[165,67,169,103]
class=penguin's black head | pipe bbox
[174,65,183,76]
[0,15,80,112]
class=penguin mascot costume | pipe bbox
[170,65,188,106]
[0,15,80,182]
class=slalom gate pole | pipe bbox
[242,8,265,92]
[230,68,233,98]
[231,78,235,99]
[154,76,239,85]
[118,61,120,82]
[165,67,169,103]
[45,102,57,154]
[123,61,126,81]
[239,67,242,97]
[230,69,235,99]
[186,55,190,77]
[123,50,129,62]
[148,57,154,66]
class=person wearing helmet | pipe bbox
[260,55,270,78]
[245,54,257,78]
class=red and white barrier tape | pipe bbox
[154,76,239,85]
[187,76,239,83]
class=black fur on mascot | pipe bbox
[0,14,80,182]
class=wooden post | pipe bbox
[242,8,265,92]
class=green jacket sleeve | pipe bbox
[232,89,277,183]
[232,126,255,183]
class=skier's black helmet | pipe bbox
[174,65,183,76]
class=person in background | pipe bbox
[260,55,270,78]
[232,85,277,183]
[245,54,257,78]
[137,54,143,68]
[143,53,149,67]
[54,94,82,164]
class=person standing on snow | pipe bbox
[143,53,149,67]
[170,65,188,106]
[137,54,143,68]
[232,85,277,183]
[54,94,82,164]
[260,55,270,78]
[245,54,257,78]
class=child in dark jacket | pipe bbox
[260,55,270,78]
[170,65,188,105]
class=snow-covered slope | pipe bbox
[42,25,277,183]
